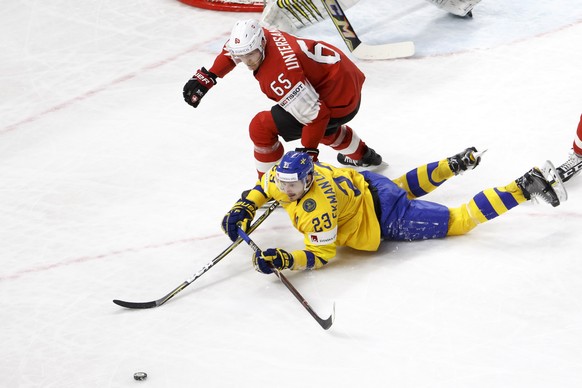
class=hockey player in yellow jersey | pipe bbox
[221,149,566,274]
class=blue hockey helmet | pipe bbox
[275,151,315,200]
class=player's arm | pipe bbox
[299,102,332,150]
[291,216,339,269]
[220,169,276,242]
[183,45,237,108]
[207,45,238,78]
[253,193,339,273]
[238,166,280,208]
[290,244,336,270]
[276,73,332,149]
[253,244,335,274]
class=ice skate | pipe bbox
[516,167,564,207]
[447,147,486,175]
[556,150,582,183]
[337,147,384,169]
[542,160,568,203]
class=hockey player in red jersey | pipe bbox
[556,114,582,183]
[183,19,383,177]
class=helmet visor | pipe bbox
[275,173,307,201]
[233,49,263,70]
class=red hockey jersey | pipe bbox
[208,28,365,149]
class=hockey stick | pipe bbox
[237,227,335,330]
[320,0,415,60]
[112,200,280,309]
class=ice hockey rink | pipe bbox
[1,0,582,386]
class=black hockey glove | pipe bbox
[183,67,217,108]
[295,147,319,162]
[253,248,294,274]
[221,198,257,242]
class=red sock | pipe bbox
[573,114,582,156]
[322,125,367,159]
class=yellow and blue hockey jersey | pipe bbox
[245,162,381,270]
[244,156,533,270]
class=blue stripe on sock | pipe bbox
[494,188,519,210]
[406,170,428,197]
[427,161,443,187]
[473,192,499,220]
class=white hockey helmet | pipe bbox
[226,19,265,57]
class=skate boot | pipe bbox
[447,147,485,175]
[556,150,582,183]
[516,167,562,207]
[337,147,383,168]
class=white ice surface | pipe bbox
[1,0,582,387]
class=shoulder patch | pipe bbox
[303,198,317,212]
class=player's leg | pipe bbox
[369,163,562,241]
[317,103,383,168]
[322,124,383,167]
[270,104,383,168]
[392,147,482,199]
[249,111,285,178]
[363,171,450,240]
[425,0,481,17]
[447,167,563,235]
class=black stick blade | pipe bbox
[113,282,187,309]
[113,299,159,309]
[316,302,335,330]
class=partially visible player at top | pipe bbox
[183,19,383,178]
[260,0,481,34]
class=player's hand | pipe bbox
[253,248,294,274]
[295,147,319,161]
[221,198,257,241]
[183,67,217,108]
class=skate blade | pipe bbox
[542,160,568,203]
[474,149,488,159]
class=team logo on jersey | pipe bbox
[303,199,316,212]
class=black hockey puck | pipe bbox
[133,372,147,381]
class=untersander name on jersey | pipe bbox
[270,29,300,70]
